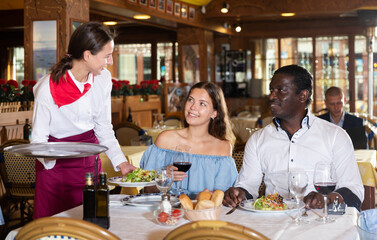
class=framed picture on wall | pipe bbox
[71,19,82,36]
[166,0,173,14]
[174,2,180,17]
[182,44,200,83]
[181,4,188,19]
[189,7,195,20]
[158,0,165,12]
[149,0,156,8]
[165,83,191,115]
[139,0,147,6]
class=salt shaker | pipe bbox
[160,194,172,213]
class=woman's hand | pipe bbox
[117,161,136,176]
[168,164,187,181]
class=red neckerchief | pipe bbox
[50,71,93,108]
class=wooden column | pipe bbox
[24,0,89,80]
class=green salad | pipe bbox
[121,168,156,183]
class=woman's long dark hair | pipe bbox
[50,22,115,83]
[184,82,235,146]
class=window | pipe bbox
[117,44,151,84]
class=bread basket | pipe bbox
[184,205,222,221]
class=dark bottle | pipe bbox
[127,107,133,122]
[83,172,96,221]
[23,118,32,140]
[96,172,109,229]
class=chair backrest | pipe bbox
[114,122,143,146]
[0,139,35,196]
[232,143,245,172]
[164,220,269,240]
[164,114,183,128]
[16,217,121,240]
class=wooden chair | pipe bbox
[0,139,34,225]
[232,144,265,197]
[164,220,269,240]
[113,122,143,146]
[16,217,120,240]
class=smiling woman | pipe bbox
[140,82,237,199]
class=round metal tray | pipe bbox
[4,142,108,158]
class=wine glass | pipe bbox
[172,145,192,194]
[289,170,308,224]
[159,113,166,130]
[313,162,337,223]
[153,113,160,129]
[155,167,174,195]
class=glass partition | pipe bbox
[314,36,349,112]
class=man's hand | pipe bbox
[304,191,344,209]
[117,161,136,176]
[223,187,246,208]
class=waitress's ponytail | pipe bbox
[50,55,73,83]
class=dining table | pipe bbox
[5,194,362,240]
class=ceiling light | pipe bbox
[281,12,295,17]
[235,24,241,32]
[221,3,229,14]
[103,21,117,26]
[133,14,151,20]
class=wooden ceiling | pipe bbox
[2,0,377,37]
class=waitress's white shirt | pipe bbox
[31,69,127,170]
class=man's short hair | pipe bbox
[325,86,344,99]
[274,65,313,106]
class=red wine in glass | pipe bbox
[173,162,192,172]
[314,182,336,195]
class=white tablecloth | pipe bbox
[6,195,361,240]
[231,117,258,143]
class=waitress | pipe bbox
[31,22,135,219]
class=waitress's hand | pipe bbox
[117,161,136,176]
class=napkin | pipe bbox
[359,209,377,234]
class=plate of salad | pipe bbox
[239,193,304,213]
[108,168,156,187]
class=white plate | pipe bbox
[121,193,180,208]
[107,176,156,187]
[239,199,304,213]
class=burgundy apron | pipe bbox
[33,130,103,219]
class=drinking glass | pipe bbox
[155,167,174,195]
[159,113,166,130]
[172,145,192,194]
[289,170,308,224]
[313,162,337,223]
[153,113,160,129]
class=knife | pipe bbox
[226,204,239,215]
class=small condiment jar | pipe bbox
[160,194,172,214]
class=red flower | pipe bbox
[7,80,19,88]
[22,80,30,86]
[135,85,141,89]
[0,79,5,85]
[30,80,37,87]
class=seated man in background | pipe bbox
[223,65,364,211]
[318,86,367,149]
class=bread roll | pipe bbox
[197,191,212,202]
[179,194,193,210]
[195,199,215,210]
[211,190,224,207]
